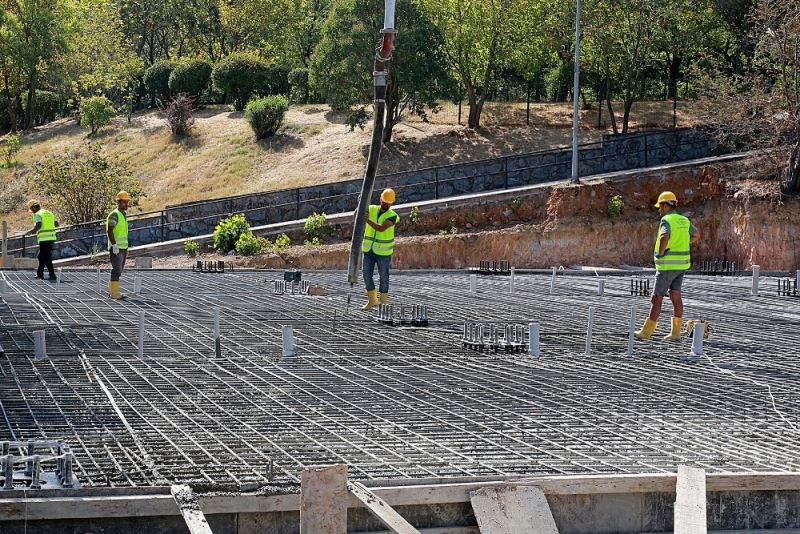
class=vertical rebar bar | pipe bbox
[33,330,46,360]
[138,311,145,358]
[509,267,515,293]
[529,322,540,359]
[585,307,594,355]
[134,274,142,296]
[549,267,556,295]
[56,268,62,291]
[282,326,295,357]
[97,267,102,294]
[690,323,704,356]
[752,265,760,296]
[597,279,605,296]
[627,305,636,357]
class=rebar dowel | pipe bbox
[0,279,6,293]
[33,330,46,360]
[56,268,62,290]
[549,267,556,295]
[3,455,12,489]
[134,274,142,296]
[751,265,760,296]
[30,456,41,489]
[585,307,595,355]
[597,278,605,296]
[25,442,34,476]
[529,322,540,359]
[62,452,73,487]
[137,311,145,358]
[282,325,295,357]
[97,267,101,294]
[627,305,636,357]
[690,323,704,356]
[796,270,800,296]
[213,308,221,357]
[510,267,515,294]
[469,274,477,293]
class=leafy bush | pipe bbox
[1,134,20,167]
[264,61,293,96]
[410,206,421,225]
[31,143,143,224]
[439,218,458,235]
[164,95,195,136]
[273,233,291,254]
[245,95,289,139]
[184,239,200,256]
[304,236,321,248]
[608,195,624,218]
[143,60,176,105]
[288,68,310,103]
[303,212,327,241]
[168,59,213,100]
[212,53,270,111]
[79,96,116,135]
[510,197,523,212]
[545,62,573,102]
[235,232,271,256]
[345,106,369,131]
[212,214,250,252]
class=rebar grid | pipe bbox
[1,269,799,490]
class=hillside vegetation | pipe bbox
[0,100,700,233]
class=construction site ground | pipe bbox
[1,267,798,493]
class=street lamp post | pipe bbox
[571,0,582,183]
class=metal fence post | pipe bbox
[643,134,649,167]
[503,158,509,189]
[434,169,439,200]
[296,188,301,220]
[160,211,166,242]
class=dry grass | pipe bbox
[0,100,702,234]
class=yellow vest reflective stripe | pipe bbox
[106,209,129,250]
[34,209,56,243]
[362,205,399,256]
[654,212,691,271]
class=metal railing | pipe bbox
[5,128,719,260]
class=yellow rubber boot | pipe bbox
[109,280,122,300]
[362,289,378,310]
[663,317,682,341]
[634,318,657,341]
[379,292,389,304]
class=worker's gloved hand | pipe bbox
[111,244,119,254]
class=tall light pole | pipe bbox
[571,0,582,183]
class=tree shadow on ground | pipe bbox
[256,132,305,152]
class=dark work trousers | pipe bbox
[363,250,391,293]
[37,241,56,279]
[110,249,128,281]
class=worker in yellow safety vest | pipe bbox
[25,199,59,281]
[635,191,699,341]
[105,191,130,300]
[361,188,400,310]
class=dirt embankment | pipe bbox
[156,157,800,272]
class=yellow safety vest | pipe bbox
[654,212,691,271]
[34,209,56,243]
[362,205,399,256]
[106,209,129,250]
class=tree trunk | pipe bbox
[621,96,634,134]
[382,81,400,144]
[605,72,618,134]
[24,69,36,130]
[468,96,484,129]
[783,142,800,194]
[667,54,682,100]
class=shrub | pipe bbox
[264,61,293,96]
[164,95,195,136]
[211,53,270,111]
[288,68,310,103]
[245,95,288,140]
[168,59,213,100]
[212,214,250,252]
[184,239,200,256]
[31,143,143,224]
[607,195,624,218]
[439,218,458,235]
[304,236,321,248]
[409,206,421,225]
[345,106,369,131]
[510,197,523,212]
[1,134,20,167]
[303,212,327,242]
[273,233,291,254]
[79,96,116,135]
[144,60,176,105]
[235,232,271,256]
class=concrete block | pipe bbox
[13,257,39,270]
[308,285,326,296]
[135,256,153,269]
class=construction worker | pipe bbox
[106,191,130,300]
[635,191,698,341]
[25,200,58,281]
[361,188,400,310]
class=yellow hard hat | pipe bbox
[380,188,396,205]
[654,191,678,207]
[116,191,131,201]
[27,199,40,211]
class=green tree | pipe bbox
[79,95,116,134]
[212,52,270,111]
[143,59,176,106]
[168,58,212,100]
[420,0,526,129]
[4,0,71,130]
[31,143,143,224]
[310,0,452,142]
